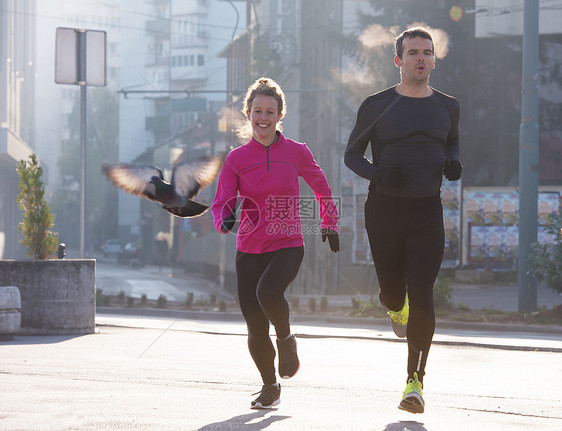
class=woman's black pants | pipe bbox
[236,246,304,385]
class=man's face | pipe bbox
[394,36,435,84]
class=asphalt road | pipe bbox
[1,315,560,431]
[95,258,562,313]
[96,259,233,303]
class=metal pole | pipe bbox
[78,30,87,259]
[518,0,539,311]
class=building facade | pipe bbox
[0,0,36,259]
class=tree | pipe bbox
[51,87,119,251]
[334,0,562,187]
[17,154,59,259]
[530,213,562,293]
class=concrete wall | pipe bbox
[0,259,95,335]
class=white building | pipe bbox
[0,0,36,259]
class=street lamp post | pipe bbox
[55,27,106,258]
[518,0,539,311]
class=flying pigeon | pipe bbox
[102,155,222,218]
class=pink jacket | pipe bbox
[211,133,339,254]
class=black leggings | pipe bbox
[235,246,304,385]
[365,191,444,382]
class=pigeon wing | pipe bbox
[102,163,163,201]
[172,155,223,199]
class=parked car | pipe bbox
[101,239,122,257]
[117,242,144,267]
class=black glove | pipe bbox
[221,211,236,233]
[371,165,408,187]
[443,158,463,181]
[321,228,340,253]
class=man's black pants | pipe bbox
[365,191,444,382]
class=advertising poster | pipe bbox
[442,180,462,266]
[352,193,372,264]
[463,188,561,268]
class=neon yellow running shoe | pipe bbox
[398,372,424,414]
[387,293,408,338]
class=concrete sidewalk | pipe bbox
[94,312,562,352]
[1,314,561,431]
[129,262,562,310]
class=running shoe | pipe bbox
[276,334,300,379]
[387,293,408,338]
[398,372,424,414]
[251,384,281,409]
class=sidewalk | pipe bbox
[3,315,560,431]
[2,258,560,431]
[96,259,562,339]
[94,311,562,352]
[133,260,562,311]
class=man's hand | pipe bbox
[321,228,339,253]
[221,211,236,233]
[372,165,409,187]
[443,158,463,181]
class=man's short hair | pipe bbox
[395,27,434,59]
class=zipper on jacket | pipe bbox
[266,146,270,172]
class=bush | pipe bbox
[95,289,109,306]
[290,297,300,309]
[308,297,317,312]
[16,154,58,259]
[141,294,147,305]
[219,300,227,312]
[185,292,194,307]
[434,277,453,309]
[320,296,328,311]
[530,213,562,293]
[156,294,167,308]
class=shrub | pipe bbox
[434,277,453,309]
[16,154,58,259]
[308,297,317,312]
[290,296,300,309]
[530,213,562,293]
[320,296,328,311]
[156,294,167,308]
[185,292,194,307]
[141,294,147,305]
[95,289,109,306]
[219,300,227,312]
[127,296,134,307]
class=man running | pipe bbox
[344,27,462,414]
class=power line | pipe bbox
[0,7,238,43]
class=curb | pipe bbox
[96,307,562,336]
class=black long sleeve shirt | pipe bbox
[344,85,460,198]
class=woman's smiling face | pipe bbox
[247,94,282,146]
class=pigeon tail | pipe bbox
[163,200,209,218]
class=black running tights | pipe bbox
[235,246,304,385]
[365,191,444,383]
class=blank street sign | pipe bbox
[55,27,106,86]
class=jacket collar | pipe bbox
[249,131,285,149]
